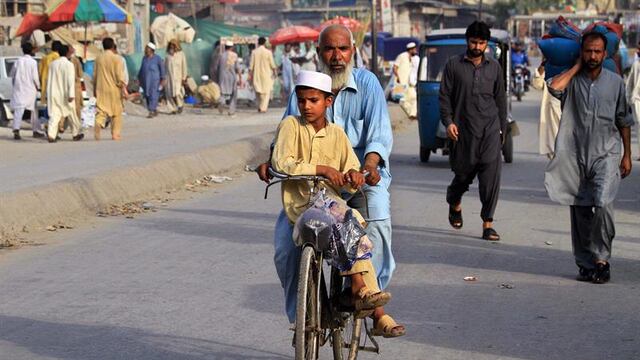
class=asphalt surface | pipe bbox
[1,90,639,360]
[0,106,281,193]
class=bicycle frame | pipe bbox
[264,167,380,358]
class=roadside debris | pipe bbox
[499,283,514,289]
[545,241,553,246]
[204,175,233,184]
[463,276,477,282]
[245,165,258,172]
[46,223,74,232]
[97,201,156,218]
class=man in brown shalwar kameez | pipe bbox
[93,37,126,140]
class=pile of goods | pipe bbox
[538,16,622,80]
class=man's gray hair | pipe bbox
[318,25,354,47]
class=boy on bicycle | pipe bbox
[272,70,405,338]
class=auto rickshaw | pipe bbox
[416,28,516,163]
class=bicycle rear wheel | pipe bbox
[295,246,320,360]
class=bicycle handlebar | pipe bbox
[263,167,370,219]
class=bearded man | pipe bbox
[546,31,632,284]
[440,21,507,241]
[258,24,403,337]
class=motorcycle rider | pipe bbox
[511,41,530,91]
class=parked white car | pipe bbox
[0,55,89,126]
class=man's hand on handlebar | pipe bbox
[257,162,272,183]
[345,169,365,189]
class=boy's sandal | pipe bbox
[449,206,463,229]
[372,314,406,338]
[354,286,391,311]
[482,228,500,241]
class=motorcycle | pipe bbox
[512,64,526,102]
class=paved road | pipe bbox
[1,90,639,359]
[0,107,281,193]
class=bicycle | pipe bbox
[264,168,380,360]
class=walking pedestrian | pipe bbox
[138,42,165,118]
[546,31,633,284]
[9,42,41,140]
[531,59,561,159]
[70,47,84,123]
[249,37,276,113]
[280,43,294,99]
[217,41,240,116]
[94,37,126,140]
[258,24,401,336]
[46,45,83,142]
[209,40,220,84]
[393,42,418,119]
[300,40,317,71]
[361,38,372,69]
[39,40,61,109]
[165,39,188,114]
[625,41,640,160]
[439,21,507,241]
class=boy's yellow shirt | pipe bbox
[272,115,361,223]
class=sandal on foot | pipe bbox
[482,228,500,241]
[448,206,463,229]
[354,286,391,311]
[372,314,406,338]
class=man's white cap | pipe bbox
[296,70,332,93]
[225,40,234,47]
[406,42,416,49]
[146,42,156,50]
[201,75,209,81]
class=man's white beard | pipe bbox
[318,58,354,91]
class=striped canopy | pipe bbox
[47,0,132,23]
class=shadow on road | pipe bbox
[0,315,289,360]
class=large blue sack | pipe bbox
[538,37,581,67]
[603,58,617,73]
[549,21,581,41]
[589,25,620,57]
[544,63,569,80]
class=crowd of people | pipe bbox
[9,31,420,143]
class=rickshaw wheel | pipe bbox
[419,146,431,163]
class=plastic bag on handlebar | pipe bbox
[294,189,373,271]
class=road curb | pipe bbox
[0,132,274,237]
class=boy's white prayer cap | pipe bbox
[201,75,209,81]
[225,40,234,46]
[146,42,156,50]
[296,70,332,93]
[406,42,416,49]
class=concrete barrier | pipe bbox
[0,132,274,237]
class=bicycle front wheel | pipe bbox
[295,246,320,360]
[332,314,362,360]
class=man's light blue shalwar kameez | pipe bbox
[274,67,395,323]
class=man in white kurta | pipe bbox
[532,61,562,158]
[625,48,640,160]
[10,42,41,140]
[165,39,188,114]
[249,37,276,113]
[394,42,418,119]
[47,45,82,142]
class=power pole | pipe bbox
[371,0,378,78]
[478,0,483,20]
